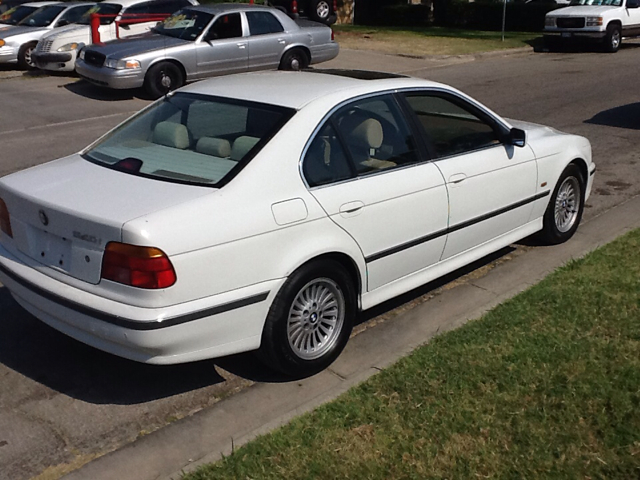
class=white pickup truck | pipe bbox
[543,0,640,52]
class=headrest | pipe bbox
[230,136,260,161]
[152,122,189,150]
[196,137,231,158]
[348,118,383,149]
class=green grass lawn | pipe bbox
[185,229,640,479]
[333,25,539,56]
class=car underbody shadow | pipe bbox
[585,102,640,130]
[63,79,141,101]
[0,287,225,405]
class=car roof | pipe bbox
[179,70,446,110]
[102,0,174,8]
[186,3,280,14]
[21,1,61,6]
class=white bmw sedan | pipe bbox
[0,70,595,376]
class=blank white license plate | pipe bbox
[32,229,72,271]
[561,32,572,38]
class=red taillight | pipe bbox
[333,0,337,14]
[0,197,12,238]
[331,29,334,41]
[101,242,176,289]
[292,0,298,14]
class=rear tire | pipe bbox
[603,24,621,53]
[144,62,184,99]
[258,259,356,377]
[540,164,585,245]
[278,48,309,71]
[17,42,37,70]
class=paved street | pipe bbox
[0,45,639,480]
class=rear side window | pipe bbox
[246,11,284,35]
[83,93,295,187]
[303,123,353,187]
[403,94,500,158]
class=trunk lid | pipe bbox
[0,154,213,284]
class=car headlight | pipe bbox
[105,58,141,70]
[544,16,556,27]
[57,42,79,52]
[586,16,603,26]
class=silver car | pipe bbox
[0,1,95,68]
[75,3,339,98]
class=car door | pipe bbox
[400,91,537,261]
[245,11,289,70]
[623,0,640,36]
[302,94,449,292]
[195,12,248,77]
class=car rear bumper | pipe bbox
[0,241,281,364]
[32,50,76,71]
[76,59,145,89]
[309,42,339,64]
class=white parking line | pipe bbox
[0,111,137,136]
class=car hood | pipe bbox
[0,24,47,39]
[548,5,619,16]
[0,154,214,283]
[41,23,90,43]
[90,33,190,59]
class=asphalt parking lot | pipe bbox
[1,45,640,480]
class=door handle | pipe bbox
[278,38,286,44]
[339,201,364,214]
[448,173,467,184]
[237,43,247,49]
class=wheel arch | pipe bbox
[569,157,589,185]
[606,19,622,29]
[146,58,187,83]
[283,44,311,63]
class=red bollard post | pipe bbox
[90,13,101,44]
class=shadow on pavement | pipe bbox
[0,287,225,405]
[585,102,640,130]
[63,79,142,101]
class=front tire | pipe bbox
[144,62,184,99]
[278,48,309,71]
[258,260,356,377]
[603,24,621,53]
[18,42,37,70]
[540,164,585,245]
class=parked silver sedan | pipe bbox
[0,1,95,68]
[76,3,339,98]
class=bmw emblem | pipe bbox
[38,210,49,226]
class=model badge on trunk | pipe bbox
[38,210,49,226]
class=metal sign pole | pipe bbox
[502,0,507,42]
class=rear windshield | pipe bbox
[18,5,66,27]
[0,5,38,25]
[78,3,123,25]
[82,93,295,187]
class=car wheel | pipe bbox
[540,164,585,245]
[17,42,37,70]
[603,24,621,53]
[144,62,184,99]
[311,0,331,22]
[259,259,356,377]
[279,48,309,71]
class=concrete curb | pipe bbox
[62,194,640,480]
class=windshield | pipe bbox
[83,93,295,187]
[0,5,37,25]
[18,5,66,27]
[569,0,622,5]
[153,9,213,40]
[78,3,122,25]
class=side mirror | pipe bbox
[56,19,69,27]
[204,30,218,42]
[508,127,526,147]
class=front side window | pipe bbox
[404,94,500,158]
[208,13,242,40]
[0,6,38,25]
[78,4,123,25]
[83,93,294,187]
[246,11,284,36]
[18,5,66,27]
